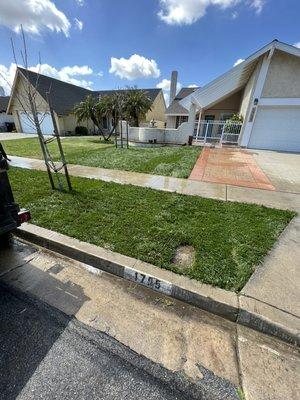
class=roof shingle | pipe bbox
[0,96,10,112]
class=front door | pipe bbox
[204,115,215,138]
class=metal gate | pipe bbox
[194,120,243,145]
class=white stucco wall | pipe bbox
[129,122,191,145]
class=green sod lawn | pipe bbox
[9,167,295,292]
[3,137,201,179]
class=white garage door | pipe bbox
[249,107,300,152]
[19,112,54,135]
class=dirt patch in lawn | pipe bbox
[172,245,196,271]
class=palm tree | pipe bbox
[123,88,152,127]
[74,94,116,141]
[74,88,153,141]
[73,94,98,128]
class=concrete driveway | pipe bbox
[189,148,275,190]
[250,149,300,193]
[190,147,300,194]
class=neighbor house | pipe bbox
[181,40,300,152]
[6,68,166,135]
[0,96,14,132]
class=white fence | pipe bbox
[194,120,243,145]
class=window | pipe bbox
[176,115,188,128]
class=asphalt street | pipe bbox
[0,284,190,400]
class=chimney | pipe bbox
[169,71,178,106]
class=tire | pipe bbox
[0,232,12,248]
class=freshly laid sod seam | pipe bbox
[9,167,295,292]
[3,137,201,179]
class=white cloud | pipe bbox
[233,58,245,66]
[0,63,18,95]
[0,0,71,36]
[109,54,160,80]
[75,0,85,5]
[156,78,172,92]
[293,42,300,49]
[158,0,265,25]
[0,63,100,94]
[231,11,238,18]
[188,84,198,88]
[74,18,83,30]
[156,78,182,104]
[249,0,264,14]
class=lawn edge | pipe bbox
[15,223,299,347]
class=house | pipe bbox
[6,68,166,135]
[0,96,14,132]
[166,72,240,130]
[166,87,199,129]
[181,40,300,152]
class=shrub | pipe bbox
[75,126,88,136]
[228,113,244,123]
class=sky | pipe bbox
[0,0,299,103]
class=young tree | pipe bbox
[0,26,71,191]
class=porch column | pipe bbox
[240,51,273,147]
[188,102,197,125]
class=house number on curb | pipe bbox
[124,268,172,295]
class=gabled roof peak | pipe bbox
[180,40,300,111]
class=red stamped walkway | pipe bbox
[189,147,275,191]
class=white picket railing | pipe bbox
[194,120,243,145]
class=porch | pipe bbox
[187,89,245,146]
[193,119,243,146]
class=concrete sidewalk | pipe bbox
[9,155,300,212]
[238,216,300,345]
[0,133,38,140]
[1,240,299,400]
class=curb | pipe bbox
[237,296,300,347]
[15,223,299,347]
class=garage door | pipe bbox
[19,112,54,135]
[248,107,300,152]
